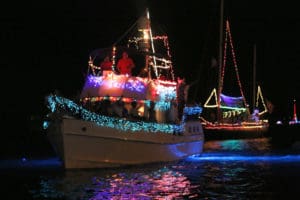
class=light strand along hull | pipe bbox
[203,122,268,141]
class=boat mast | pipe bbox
[146,9,158,78]
[252,43,257,112]
[293,99,298,122]
[217,0,224,122]
[138,8,157,79]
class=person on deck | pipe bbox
[100,55,112,71]
[177,77,198,120]
[148,101,156,122]
[117,51,135,75]
[129,100,140,120]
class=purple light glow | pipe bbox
[81,74,177,102]
[220,93,244,108]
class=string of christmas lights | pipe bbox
[224,20,248,107]
[45,95,203,134]
[46,95,181,134]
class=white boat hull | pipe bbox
[47,117,204,169]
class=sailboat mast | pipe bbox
[138,8,154,79]
[252,44,257,112]
[293,99,298,122]
[217,0,224,121]
[146,8,159,78]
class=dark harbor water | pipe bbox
[2,138,300,199]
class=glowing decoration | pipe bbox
[143,29,149,40]
[156,83,177,102]
[188,153,300,162]
[45,93,204,135]
[144,9,159,78]
[46,95,183,134]
[206,21,249,119]
[154,101,170,111]
[82,74,148,100]
[203,20,271,126]
[255,85,268,116]
[126,78,147,92]
[220,20,248,108]
[43,121,50,130]
[111,46,117,72]
[183,106,203,116]
[128,33,174,80]
[88,56,102,76]
[81,74,177,103]
[86,75,104,87]
[204,88,247,117]
[204,88,218,108]
[290,99,300,124]
[293,99,298,122]
[222,109,247,118]
[181,105,203,123]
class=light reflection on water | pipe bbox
[90,168,192,199]
[20,138,300,199]
[190,153,300,162]
[30,166,194,199]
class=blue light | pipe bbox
[155,101,171,111]
[183,106,203,115]
[43,121,50,130]
[125,79,146,92]
[46,95,183,134]
[85,74,146,93]
[187,153,300,163]
[86,75,104,87]
[82,75,178,102]
[0,157,62,170]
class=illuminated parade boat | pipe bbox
[201,19,269,140]
[44,9,204,169]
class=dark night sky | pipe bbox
[1,0,300,123]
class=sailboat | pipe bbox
[43,8,204,169]
[201,18,269,140]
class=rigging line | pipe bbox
[219,19,228,99]
[217,0,224,122]
[113,19,138,46]
[147,9,159,78]
[226,20,248,108]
